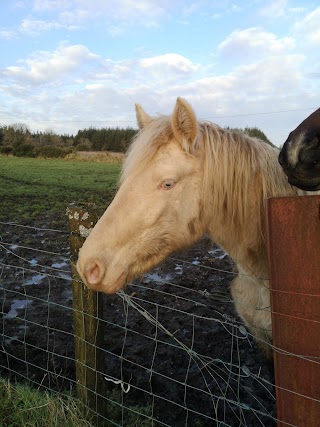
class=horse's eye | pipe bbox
[159,179,176,190]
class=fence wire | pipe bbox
[0,220,282,426]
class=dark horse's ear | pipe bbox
[172,97,198,151]
[135,104,153,129]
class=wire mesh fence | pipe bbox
[0,222,75,394]
[1,217,278,426]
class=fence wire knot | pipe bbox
[104,375,131,393]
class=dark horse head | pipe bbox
[278,108,320,191]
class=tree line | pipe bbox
[0,122,273,158]
[0,123,138,158]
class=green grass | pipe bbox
[0,378,154,427]
[0,377,93,427]
[0,156,121,226]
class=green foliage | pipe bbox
[0,127,4,145]
[244,126,274,146]
[0,121,273,159]
[225,126,274,147]
[12,143,36,157]
[0,145,13,154]
[74,126,138,152]
[35,145,71,158]
[0,123,138,157]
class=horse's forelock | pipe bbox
[121,115,200,184]
[120,116,172,183]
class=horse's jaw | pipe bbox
[287,177,320,192]
[282,165,320,191]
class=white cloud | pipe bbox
[1,0,176,41]
[79,53,200,88]
[32,0,70,12]
[259,0,288,18]
[20,18,66,36]
[140,53,199,75]
[0,30,16,39]
[218,27,295,59]
[294,7,320,44]
[1,44,100,86]
[58,9,90,26]
[25,0,171,35]
[0,39,311,147]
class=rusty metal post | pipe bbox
[67,203,106,425]
[266,195,320,427]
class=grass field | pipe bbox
[0,156,121,226]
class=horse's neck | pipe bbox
[200,134,287,279]
[207,221,268,279]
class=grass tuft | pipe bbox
[0,377,93,426]
[0,378,155,427]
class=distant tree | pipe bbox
[0,126,4,145]
[35,145,70,158]
[4,125,25,146]
[13,143,35,157]
[24,129,33,145]
[244,126,274,146]
[74,136,91,150]
[0,145,13,155]
[74,126,137,152]
[11,123,30,134]
[225,126,274,147]
[0,120,276,159]
[41,129,55,146]
[60,134,74,147]
[91,130,105,151]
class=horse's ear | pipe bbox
[172,97,198,148]
[135,104,153,129]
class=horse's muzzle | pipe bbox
[76,257,127,294]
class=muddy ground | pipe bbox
[0,217,276,426]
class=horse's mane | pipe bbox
[121,117,302,245]
[199,122,297,230]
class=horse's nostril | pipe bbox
[84,260,105,287]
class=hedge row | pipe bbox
[0,145,72,158]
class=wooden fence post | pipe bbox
[67,203,107,425]
[266,195,320,427]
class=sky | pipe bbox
[0,0,319,147]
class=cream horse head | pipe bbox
[77,98,205,293]
[77,97,306,355]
